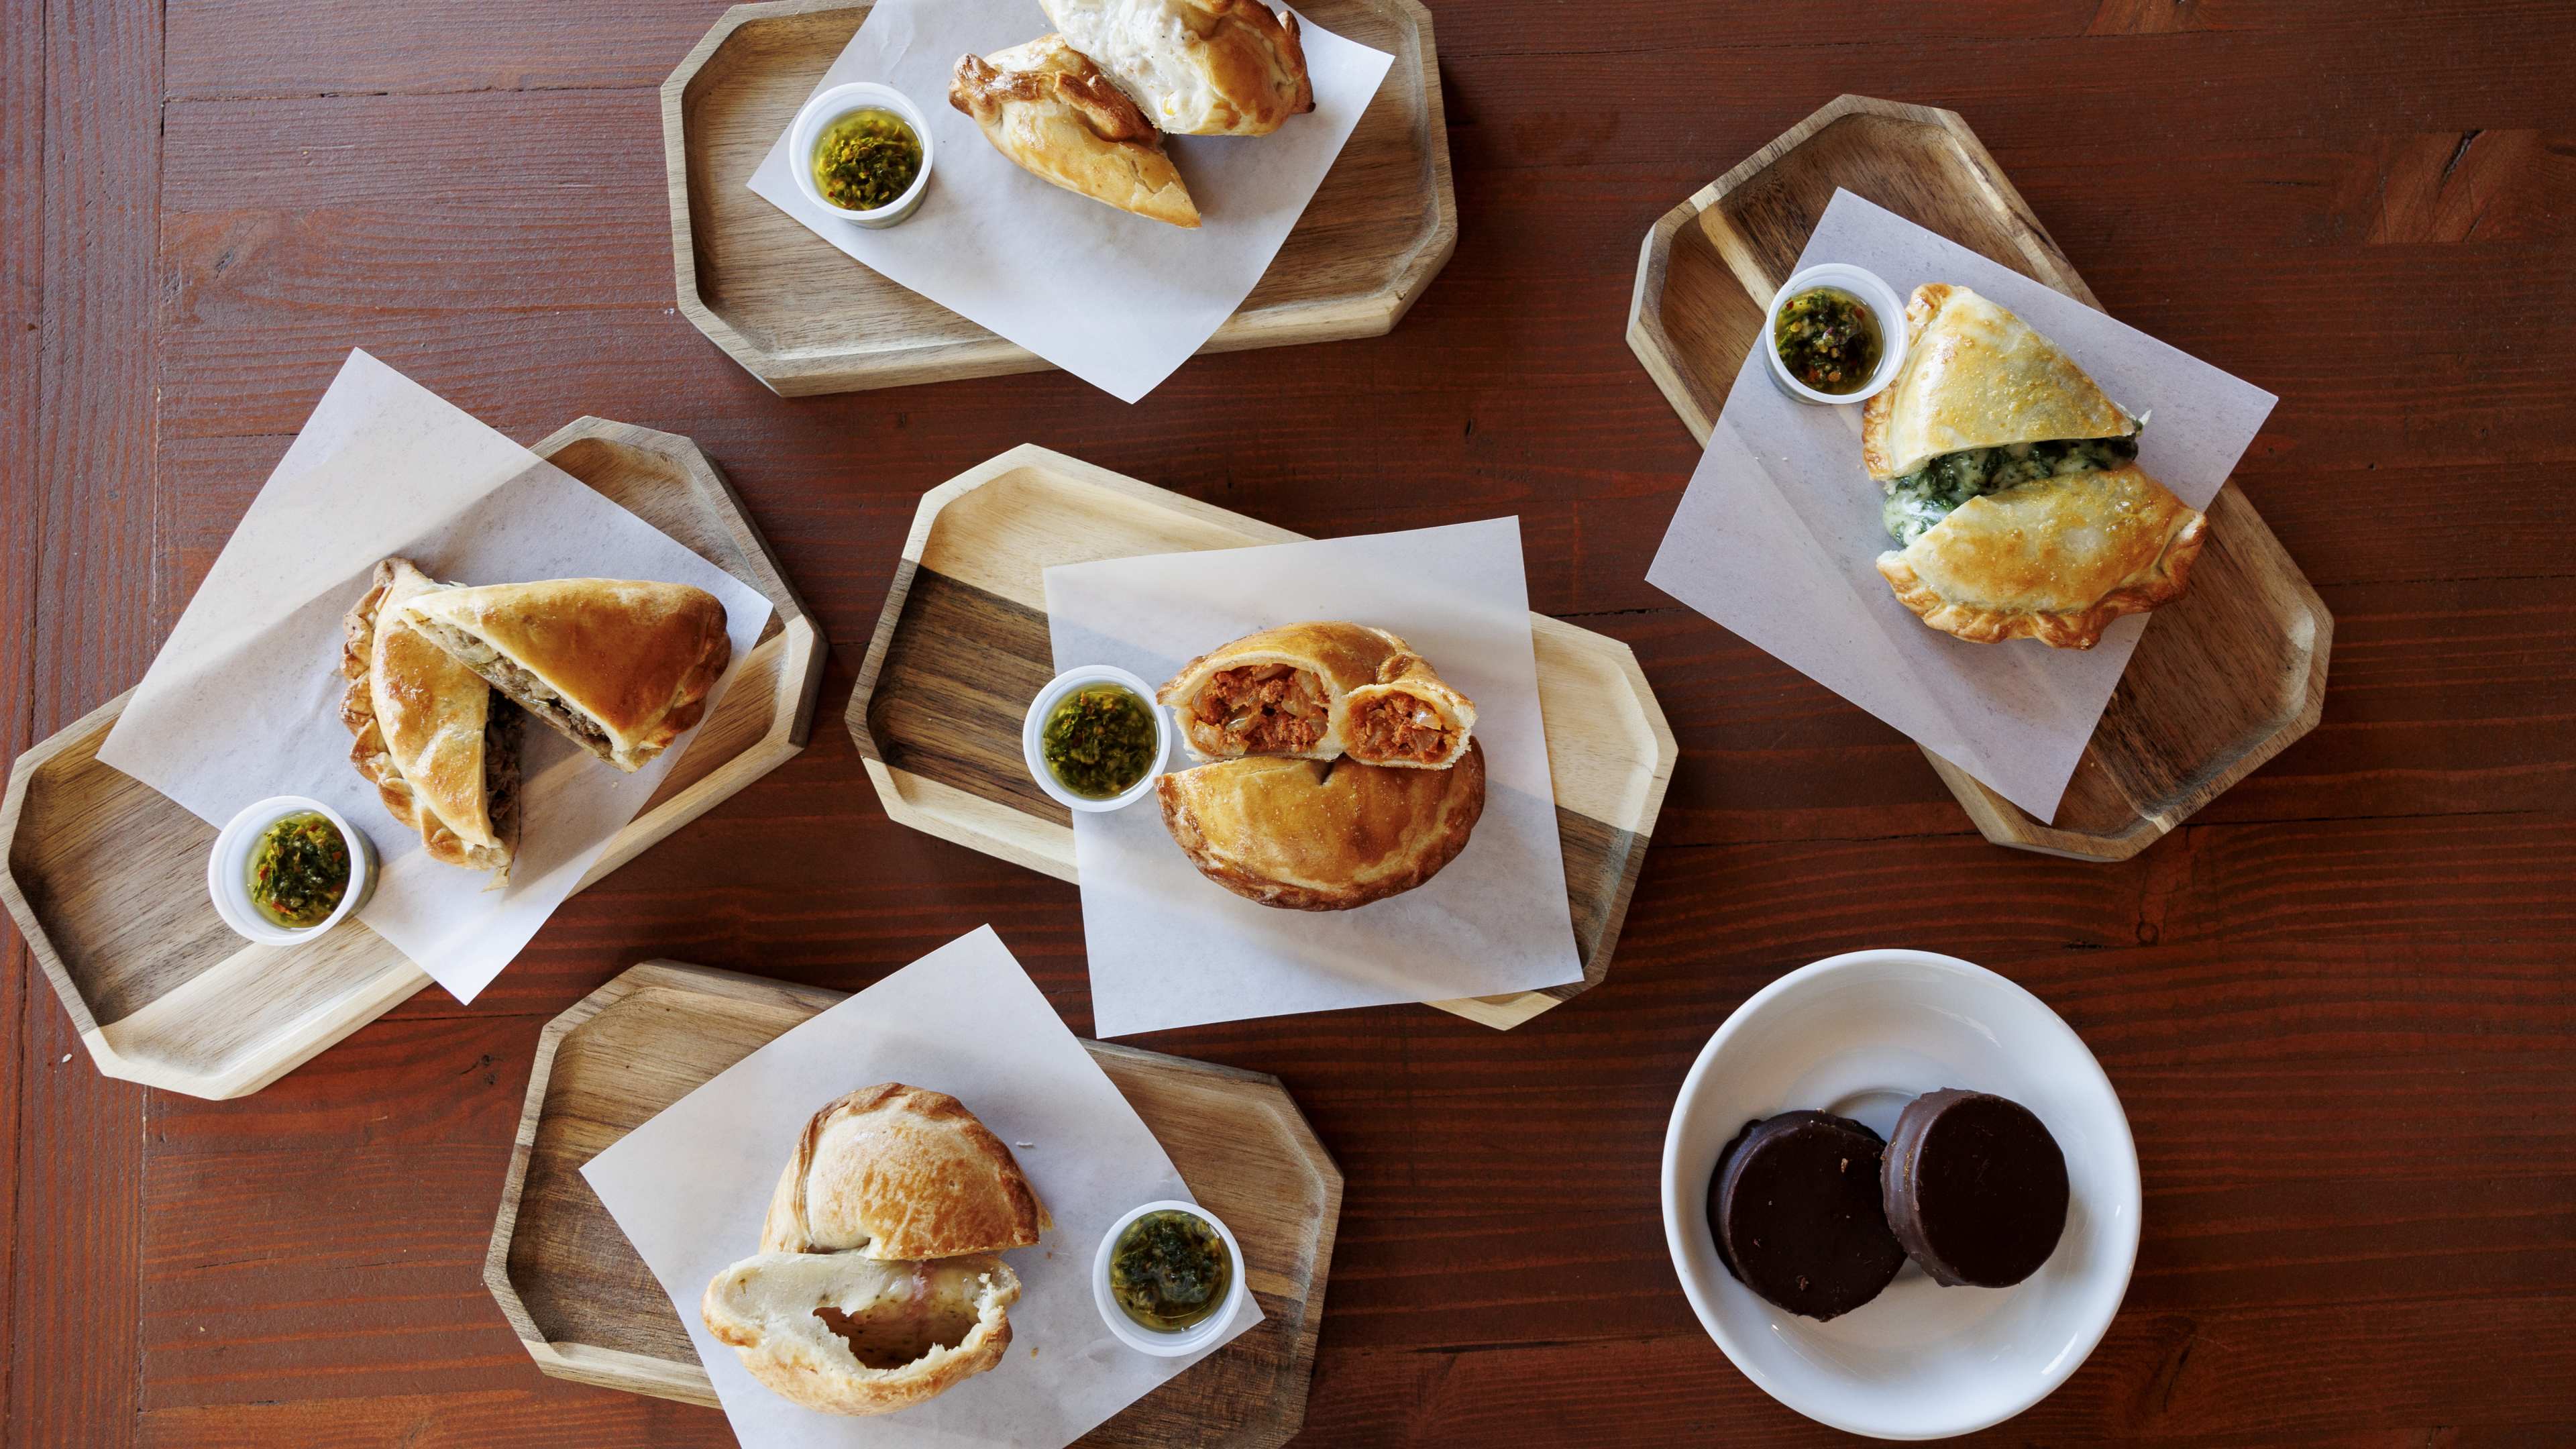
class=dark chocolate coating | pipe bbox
[1705,1110,1906,1320]
[1882,1089,2070,1288]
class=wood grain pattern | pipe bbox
[1627,95,2334,861]
[0,420,825,1099]
[843,445,1678,1030]
[484,961,1340,1445]
[10,2,2576,1446]
[665,0,1457,396]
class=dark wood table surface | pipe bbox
[7,1,2574,1444]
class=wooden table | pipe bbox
[5,3,2571,1444]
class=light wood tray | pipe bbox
[1627,95,2332,862]
[0,420,826,1100]
[663,0,1456,396]
[484,960,1340,1446]
[845,446,1678,1031]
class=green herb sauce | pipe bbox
[812,109,922,212]
[246,811,350,929]
[1109,1210,1230,1332]
[1042,684,1159,800]
[1882,435,2141,546]
[1774,286,1884,394]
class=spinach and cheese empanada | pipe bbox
[1861,284,2209,649]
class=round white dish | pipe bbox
[1092,1199,1248,1357]
[1764,262,1908,406]
[1660,948,2139,1440]
[207,796,376,947]
[789,81,935,228]
[1021,665,1171,814]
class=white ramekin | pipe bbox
[1022,665,1171,814]
[1092,1199,1249,1358]
[789,81,935,228]
[207,796,376,947]
[1764,262,1909,406]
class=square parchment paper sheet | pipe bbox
[1045,518,1582,1036]
[748,0,1393,403]
[1645,190,2277,821]
[96,351,773,1002]
[582,926,1257,1449]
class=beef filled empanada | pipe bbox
[1157,621,1478,769]
[949,36,1201,228]
[1157,741,1486,910]
[1860,284,2210,649]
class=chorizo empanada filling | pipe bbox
[1350,693,1457,763]
[1196,664,1329,753]
[1881,434,2139,547]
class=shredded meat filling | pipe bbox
[423,624,614,752]
[1351,693,1456,763]
[483,705,523,845]
[1196,665,1328,753]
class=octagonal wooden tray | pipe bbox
[1627,94,2331,861]
[662,0,1455,396]
[485,960,1340,1447]
[0,420,825,1099]
[845,446,1678,1031]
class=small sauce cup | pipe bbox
[1764,262,1907,406]
[790,81,934,228]
[207,796,376,947]
[1093,1199,1248,1357]
[1022,665,1171,814]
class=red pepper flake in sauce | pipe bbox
[1773,286,1884,394]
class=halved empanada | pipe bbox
[1157,621,1477,769]
[1157,740,1487,910]
[1877,464,2207,649]
[1862,283,2137,482]
[702,1252,1018,1417]
[949,36,1201,228]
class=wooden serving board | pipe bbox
[1626,95,2332,863]
[484,960,1340,1446]
[663,0,1456,396]
[0,420,826,1100]
[845,446,1678,1031]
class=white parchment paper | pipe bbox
[747,0,1393,403]
[96,351,773,1003]
[1044,519,1582,1036]
[582,926,1256,1449]
[1645,191,2277,821]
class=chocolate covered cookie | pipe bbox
[1882,1089,2069,1288]
[1706,1110,1906,1320]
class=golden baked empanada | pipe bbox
[1038,0,1314,137]
[1860,284,2209,649]
[949,35,1200,228]
[1157,741,1486,910]
[1158,621,1478,769]
[1878,464,2207,649]
[1862,283,2137,482]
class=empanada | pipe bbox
[949,36,1201,228]
[1038,0,1314,137]
[1157,741,1485,910]
[338,558,521,880]
[1860,284,2209,649]
[1862,283,2137,482]
[1159,621,1478,769]
[1878,464,2208,649]
[760,1085,1048,1260]
[702,1252,1019,1417]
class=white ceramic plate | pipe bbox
[1660,949,2141,1440]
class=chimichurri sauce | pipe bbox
[246,810,350,929]
[812,109,923,211]
[1042,684,1158,800]
[1109,1210,1230,1332]
[1774,286,1883,394]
